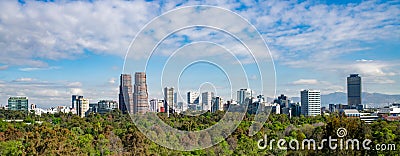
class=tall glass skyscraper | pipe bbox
[72,95,83,110]
[119,74,133,114]
[347,74,362,106]
[237,89,254,105]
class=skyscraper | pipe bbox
[133,72,149,114]
[211,96,223,113]
[119,74,134,114]
[187,91,200,104]
[237,89,254,105]
[8,97,28,111]
[187,91,200,110]
[300,90,321,116]
[202,92,214,111]
[76,97,89,117]
[164,87,175,113]
[72,95,83,110]
[347,74,362,107]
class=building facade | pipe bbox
[133,72,149,114]
[211,96,223,113]
[237,89,254,105]
[202,92,214,111]
[187,91,199,104]
[164,87,175,113]
[76,96,89,117]
[96,100,118,114]
[301,90,321,116]
[347,74,362,107]
[72,95,83,110]
[8,97,28,111]
[149,98,159,112]
[119,74,134,114]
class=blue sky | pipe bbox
[0,0,399,108]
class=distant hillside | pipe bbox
[273,92,400,108]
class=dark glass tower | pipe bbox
[119,74,133,114]
[347,74,361,107]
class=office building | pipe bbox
[202,92,214,111]
[72,95,83,110]
[149,98,159,112]
[347,74,362,107]
[274,94,290,108]
[178,102,186,112]
[187,91,200,111]
[187,91,200,104]
[95,100,118,114]
[301,90,321,116]
[174,92,178,107]
[158,99,165,112]
[133,72,149,114]
[237,89,254,105]
[211,96,223,113]
[265,103,280,114]
[164,87,175,113]
[119,74,134,114]
[7,97,28,111]
[76,96,89,117]
[290,103,301,117]
[57,106,73,114]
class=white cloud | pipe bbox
[13,77,35,82]
[32,89,60,97]
[70,88,83,95]
[67,82,82,87]
[108,78,116,84]
[291,79,319,85]
[0,0,397,67]
[0,0,159,67]
[19,66,60,71]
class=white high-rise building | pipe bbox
[237,89,254,105]
[77,97,89,117]
[164,87,175,112]
[301,90,321,116]
[149,98,158,112]
[187,91,200,110]
[202,92,214,111]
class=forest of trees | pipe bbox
[0,109,399,155]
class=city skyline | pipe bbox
[0,0,399,108]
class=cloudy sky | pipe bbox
[0,0,399,108]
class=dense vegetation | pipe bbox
[0,109,399,155]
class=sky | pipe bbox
[0,0,399,108]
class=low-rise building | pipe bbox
[8,97,28,111]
